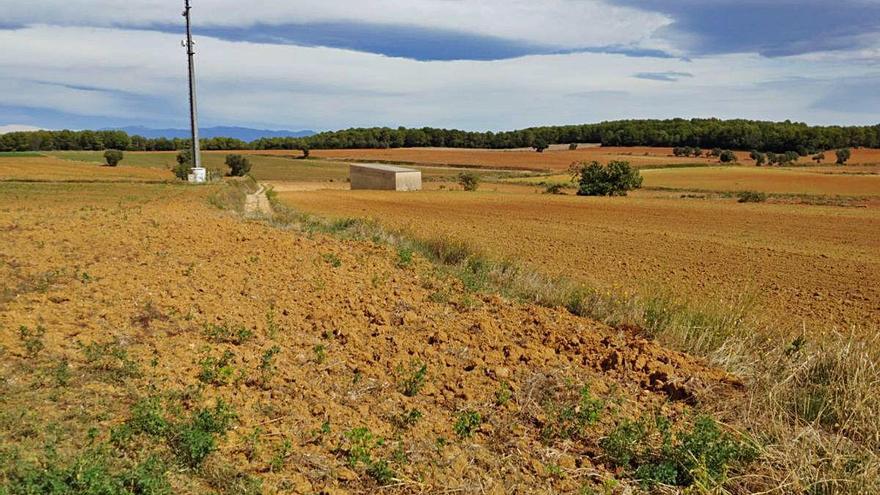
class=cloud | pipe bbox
[0,124,44,134]
[0,0,671,55]
[633,71,694,82]
[613,0,880,57]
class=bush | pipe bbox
[719,150,737,163]
[543,183,566,195]
[568,143,579,150]
[836,148,851,165]
[225,154,251,177]
[457,172,480,191]
[103,149,124,167]
[571,160,642,196]
[737,190,767,203]
[173,150,192,180]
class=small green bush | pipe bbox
[204,322,253,345]
[18,325,45,358]
[225,154,252,177]
[571,160,642,196]
[836,148,851,165]
[737,190,767,203]
[719,150,737,163]
[541,385,603,441]
[103,149,124,167]
[170,401,237,468]
[457,172,480,191]
[398,360,427,397]
[544,183,566,195]
[453,410,482,438]
[197,350,236,385]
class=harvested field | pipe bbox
[266,146,880,172]
[278,187,880,330]
[516,166,880,197]
[0,180,751,494]
[0,155,171,182]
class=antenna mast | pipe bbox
[183,0,204,181]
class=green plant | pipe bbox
[495,382,512,406]
[259,345,281,388]
[397,246,414,267]
[103,149,124,167]
[457,172,480,191]
[571,160,642,196]
[340,428,396,485]
[18,325,45,358]
[737,190,767,203]
[52,359,72,386]
[172,150,192,180]
[198,350,236,385]
[204,322,253,345]
[719,150,737,163]
[269,439,292,472]
[541,385,603,441]
[544,183,566,195]
[129,397,170,437]
[312,344,326,364]
[398,360,427,397]
[836,147,852,165]
[393,408,423,430]
[600,415,757,488]
[170,400,237,468]
[225,154,252,177]
[81,340,140,381]
[453,410,482,438]
[322,253,342,268]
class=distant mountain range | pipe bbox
[108,126,315,141]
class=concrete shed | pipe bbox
[350,163,422,191]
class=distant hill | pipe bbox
[110,126,315,141]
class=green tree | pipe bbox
[571,160,642,196]
[835,148,851,165]
[225,154,252,176]
[173,150,193,180]
[457,172,480,191]
[534,138,549,153]
[103,149,124,167]
[719,150,737,163]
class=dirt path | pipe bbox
[244,183,273,217]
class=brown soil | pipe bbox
[278,186,880,331]
[260,147,880,172]
[0,181,740,494]
[0,156,171,182]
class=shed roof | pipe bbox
[350,163,419,173]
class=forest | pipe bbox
[2,119,878,154]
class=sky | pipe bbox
[0,0,878,132]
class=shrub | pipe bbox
[173,150,192,180]
[170,401,237,468]
[737,190,767,203]
[568,143,579,150]
[543,183,566,195]
[571,160,642,196]
[225,154,251,177]
[103,149,124,167]
[836,148,851,165]
[457,172,480,191]
[812,152,826,163]
[719,150,737,163]
[534,138,549,153]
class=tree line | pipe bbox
[2,119,878,154]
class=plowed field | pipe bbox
[285,146,880,172]
[278,187,880,330]
[0,180,745,494]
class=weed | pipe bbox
[269,438,292,472]
[458,172,480,191]
[398,360,427,397]
[544,183,566,195]
[340,427,396,486]
[397,246,414,267]
[129,397,169,437]
[600,415,757,488]
[243,428,261,462]
[737,190,767,203]
[204,322,254,345]
[392,409,423,430]
[198,350,236,386]
[265,307,279,340]
[259,345,281,388]
[541,385,603,442]
[52,359,71,386]
[18,325,45,358]
[495,382,512,406]
[81,340,140,382]
[322,253,342,268]
[313,344,326,364]
[170,400,237,468]
[453,410,482,439]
